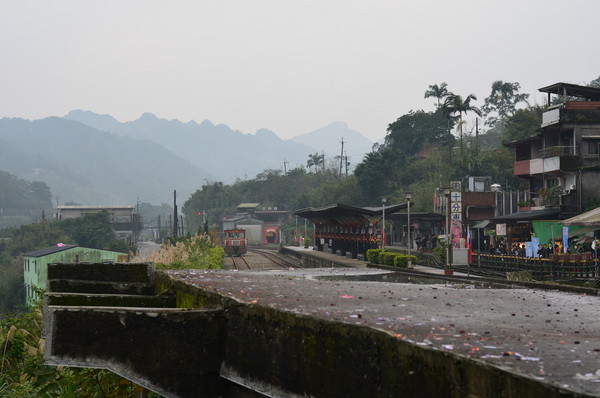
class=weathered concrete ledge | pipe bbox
[44,306,227,398]
[47,278,155,295]
[44,261,600,397]
[156,268,600,398]
[47,262,155,282]
[45,292,176,308]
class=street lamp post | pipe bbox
[443,187,452,274]
[381,196,387,251]
[406,192,412,268]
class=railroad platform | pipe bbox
[283,244,475,277]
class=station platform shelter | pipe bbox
[294,203,408,259]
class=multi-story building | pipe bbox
[54,205,142,242]
[510,82,600,218]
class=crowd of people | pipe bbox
[489,240,600,259]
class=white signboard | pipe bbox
[496,223,507,236]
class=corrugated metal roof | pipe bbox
[562,207,600,227]
[24,244,79,257]
[57,205,135,209]
[237,203,260,208]
[493,208,560,222]
[294,203,408,226]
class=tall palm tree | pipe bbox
[424,83,450,108]
[307,152,324,173]
[443,94,482,169]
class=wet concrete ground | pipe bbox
[166,259,600,397]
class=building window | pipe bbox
[588,140,599,155]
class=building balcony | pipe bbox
[513,155,579,177]
[542,105,600,127]
[539,146,577,158]
[513,159,530,176]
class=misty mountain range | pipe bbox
[0,111,374,205]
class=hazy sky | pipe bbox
[1,0,599,141]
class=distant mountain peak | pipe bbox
[255,128,280,140]
[64,110,122,133]
[289,121,373,162]
[139,112,158,120]
[65,109,120,122]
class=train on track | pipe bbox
[223,229,248,256]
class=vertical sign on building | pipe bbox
[450,181,462,247]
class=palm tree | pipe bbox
[307,152,324,173]
[443,94,482,169]
[424,83,451,108]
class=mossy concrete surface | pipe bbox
[48,262,154,282]
[161,267,600,398]
[45,306,227,398]
[44,262,600,397]
[45,292,176,307]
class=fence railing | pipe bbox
[468,254,599,281]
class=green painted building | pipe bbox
[23,244,127,304]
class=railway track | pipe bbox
[230,255,252,270]
[247,248,300,269]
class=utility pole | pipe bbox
[173,190,178,238]
[283,158,288,175]
[344,150,349,177]
[339,137,345,178]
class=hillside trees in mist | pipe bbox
[0,213,129,314]
[182,166,366,234]
[352,80,538,212]
[0,171,52,225]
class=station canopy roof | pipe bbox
[387,212,443,223]
[493,208,560,222]
[562,207,600,227]
[294,203,408,226]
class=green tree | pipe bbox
[424,82,451,108]
[386,109,453,157]
[589,75,600,88]
[443,94,482,171]
[354,109,453,203]
[59,211,128,252]
[482,80,529,132]
[503,104,544,143]
[306,152,324,173]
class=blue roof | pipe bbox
[24,245,79,258]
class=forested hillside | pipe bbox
[0,171,52,229]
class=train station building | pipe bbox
[223,203,291,245]
[294,203,409,259]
